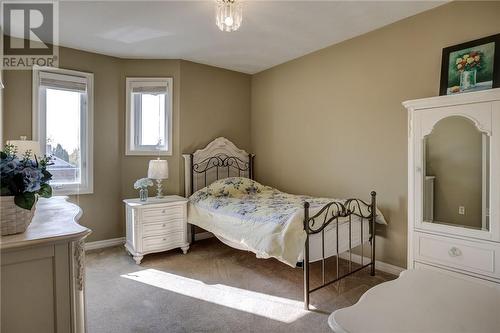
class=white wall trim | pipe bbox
[85,237,125,251]
[339,252,405,276]
[85,234,211,251]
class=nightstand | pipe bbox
[123,195,189,264]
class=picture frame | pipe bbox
[439,33,500,96]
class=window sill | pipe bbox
[125,150,173,156]
[52,186,93,196]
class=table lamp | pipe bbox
[148,158,168,198]
[7,136,41,158]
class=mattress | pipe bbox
[208,215,371,264]
[188,177,385,267]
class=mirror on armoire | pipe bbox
[423,115,490,231]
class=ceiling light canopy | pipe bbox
[215,0,242,32]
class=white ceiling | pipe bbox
[56,1,444,74]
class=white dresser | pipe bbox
[404,88,500,286]
[124,196,189,264]
[0,197,90,333]
[328,269,500,333]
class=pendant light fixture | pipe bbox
[215,0,242,32]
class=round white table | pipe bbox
[329,269,500,333]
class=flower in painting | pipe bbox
[455,50,483,72]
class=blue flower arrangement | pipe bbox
[0,144,53,210]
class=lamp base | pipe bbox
[155,179,164,198]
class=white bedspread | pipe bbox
[188,177,386,267]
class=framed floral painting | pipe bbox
[439,33,500,95]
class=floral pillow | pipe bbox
[206,177,268,198]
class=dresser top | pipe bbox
[1,196,90,251]
[329,269,500,333]
[123,195,188,207]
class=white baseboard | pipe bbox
[84,234,405,275]
[85,237,125,251]
[194,231,213,241]
[339,252,405,276]
[86,233,211,251]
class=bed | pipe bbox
[183,137,386,310]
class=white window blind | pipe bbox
[131,84,168,94]
[39,72,88,92]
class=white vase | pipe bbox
[460,69,477,91]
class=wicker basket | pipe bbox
[1,196,37,236]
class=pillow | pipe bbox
[206,177,266,198]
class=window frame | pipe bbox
[32,66,94,195]
[125,77,173,156]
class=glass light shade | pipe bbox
[216,0,242,32]
[148,159,169,179]
[7,139,41,157]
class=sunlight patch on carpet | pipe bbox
[121,269,313,323]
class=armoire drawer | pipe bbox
[414,232,500,279]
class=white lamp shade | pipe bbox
[6,140,41,157]
[148,159,169,179]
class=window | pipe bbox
[126,77,172,155]
[33,67,93,195]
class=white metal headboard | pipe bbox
[183,137,254,197]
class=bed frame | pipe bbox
[183,137,377,310]
[183,137,255,243]
[303,194,376,310]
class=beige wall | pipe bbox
[3,1,499,266]
[178,61,251,233]
[2,48,250,242]
[425,116,483,229]
[179,60,251,194]
[119,59,182,201]
[250,1,500,268]
[3,47,123,241]
[180,60,251,153]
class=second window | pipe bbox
[126,77,173,155]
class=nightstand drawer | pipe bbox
[143,219,183,237]
[142,206,183,222]
[143,232,184,251]
[414,232,500,279]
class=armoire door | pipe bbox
[412,101,500,242]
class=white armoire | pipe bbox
[404,88,500,286]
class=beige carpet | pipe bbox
[85,238,394,333]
